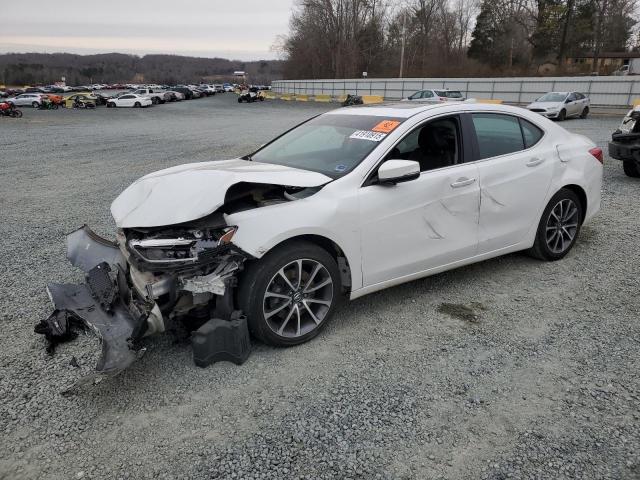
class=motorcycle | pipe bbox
[341,94,363,106]
[38,99,59,110]
[73,99,96,109]
[0,102,23,118]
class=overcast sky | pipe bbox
[2,0,295,60]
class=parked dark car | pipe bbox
[170,86,194,100]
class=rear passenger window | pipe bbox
[519,118,543,148]
[472,113,524,159]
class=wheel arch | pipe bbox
[561,184,587,223]
[254,234,353,293]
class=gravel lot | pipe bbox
[1,95,639,480]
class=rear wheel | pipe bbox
[580,107,589,119]
[238,241,341,347]
[237,97,242,103]
[528,188,583,261]
[32,101,39,108]
[134,102,141,108]
[623,160,640,177]
[151,97,159,105]
[557,109,566,121]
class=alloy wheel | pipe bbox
[262,259,333,338]
[545,199,579,254]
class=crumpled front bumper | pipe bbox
[42,226,149,377]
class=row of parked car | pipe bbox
[0,84,227,110]
[404,89,591,120]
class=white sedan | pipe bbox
[44,102,602,375]
[526,91,590,121]
[106,93,153,108]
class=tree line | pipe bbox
[0,53,284,86]
[278,0,639,78]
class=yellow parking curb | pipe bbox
[361,95,384,104]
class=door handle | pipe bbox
[526,157,545,167]
[450,177,476,188]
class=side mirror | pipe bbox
[377,160,420,185]
[565,98,571,103]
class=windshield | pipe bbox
[537,92,567,102]
[250,114,405,178]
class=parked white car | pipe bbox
[404,89,466,103]
[44,102,602,376]
[526,92,590,121]
[106,93,153,108]
[6,93,45,108]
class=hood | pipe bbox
[527,101,563,109]
[111,159,332,228]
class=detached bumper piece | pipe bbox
[192,312,251,367]
[36,226,147,380]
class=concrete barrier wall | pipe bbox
[272,77,640,107]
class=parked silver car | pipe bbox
[404,89,466,103]
[6,93,45,108]
[526,92,590,121]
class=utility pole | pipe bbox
[399,12,406,78]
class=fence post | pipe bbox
[465,80,469,97]
[491,81,495,100]
[517,80,523,104]
[627,80,634,106]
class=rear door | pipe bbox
[471,113,555,253]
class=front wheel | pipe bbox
[107,102,115,108]
[237,97,242,103]
[238,241,341,346]
[32,102,40,108]
[580,107,589,119]
[134,102,141,108]
[557,109,566,121]
[623,160,640,177]
[528,188,583,261]
[11,110,23,118]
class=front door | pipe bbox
[359,115,480,287]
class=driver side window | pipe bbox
[385,116,461,172]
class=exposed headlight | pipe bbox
[126,226,238,267]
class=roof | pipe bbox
[327,102,448,118]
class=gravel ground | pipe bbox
[1,95,639,480]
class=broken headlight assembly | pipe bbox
[126,226,238,269]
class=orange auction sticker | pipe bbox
[372,120,401,133]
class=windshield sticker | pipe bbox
[372,120,401,133]
[350,130,387,142]
[334,164,347,172]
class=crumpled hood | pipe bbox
[527,101,563,110]
[111,159,332,228]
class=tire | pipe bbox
[52,103,58,110]
[107,102,115,108]
[151,97,158,105]
[238,241,342,347]
[557,109,566,121]
[134,102,141,108]
[259,97,264,101]
[623,160,640,177]
[32,102,40,108]
[11,110,22,118]
[237,97,242,103]
[528,188,583,261]
[580,107,589,119]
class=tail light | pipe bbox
[589,147,603,164]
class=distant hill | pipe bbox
[0,53,284,86]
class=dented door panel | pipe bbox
[359,164,480,286]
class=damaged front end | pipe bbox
[37,218,251,380]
